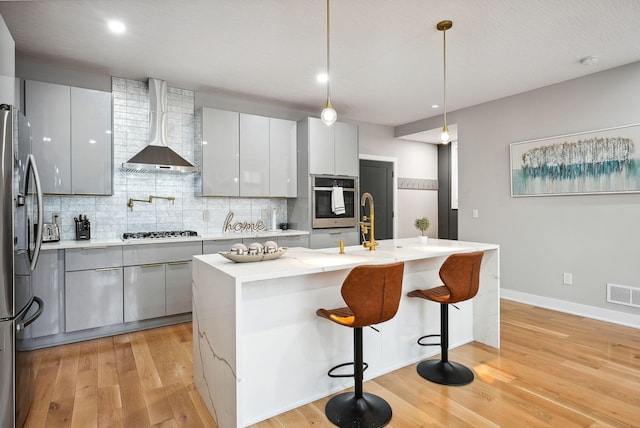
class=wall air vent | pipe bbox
[606,283,640,308]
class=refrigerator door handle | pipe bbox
[25,154,44,271]
[16,296,44,332]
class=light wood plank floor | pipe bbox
[24,300,639,427]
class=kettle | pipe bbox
[42,223,60,242]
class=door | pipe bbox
[359,159,394,241]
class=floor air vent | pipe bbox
[607,283,640,308]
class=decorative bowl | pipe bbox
[219,247,288,263]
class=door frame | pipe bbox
[359,154,398,239]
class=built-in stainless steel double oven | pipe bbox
[311,175,358,229]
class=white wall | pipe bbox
[397,61,640,318]
[358,123,438,238]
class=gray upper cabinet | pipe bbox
[305,117,359,176]
[334,121,359,177]
[71,87,113,195]
[198,108,240,196]
[308,117,334,175]
[197,108,297,197]
[25,80,113,195]
[269,118,297,197]
[240,113,269,197]
[26,80,72,194]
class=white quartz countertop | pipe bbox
[194,238,499,282]
[41,229,309,250]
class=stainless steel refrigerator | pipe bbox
[1,103,44,428]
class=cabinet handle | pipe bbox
[329,232,342,236]
[167,261,190,266]
[95,267,120,272]
[139,263,163,268]
[82,246,107,250]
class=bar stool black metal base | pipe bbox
[416,359,474,386]
[325,392,392,428]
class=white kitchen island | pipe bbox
[192,238,500,428]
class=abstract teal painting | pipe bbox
[511,124,640,197]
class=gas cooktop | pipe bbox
[122,230,199,240]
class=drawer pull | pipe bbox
[167,261,190,266]
[82,246,108,250]
[95,267,120,272]
[329,232,342,236]
[140,263,163,268]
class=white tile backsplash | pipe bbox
[43,77,288,240]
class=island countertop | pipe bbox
[194,237,498,282]
[192,237,500,427]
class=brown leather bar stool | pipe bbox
[407,251,483,386]
[316,262,404,428]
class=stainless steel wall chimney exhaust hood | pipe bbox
[122,78,197,173]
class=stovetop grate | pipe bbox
[122,230,198,240]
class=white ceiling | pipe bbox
[1,0,640,132]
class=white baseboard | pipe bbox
[501,288,640,329]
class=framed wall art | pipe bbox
[510,123,640,197]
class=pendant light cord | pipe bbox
[442,25,447,129]
[326,0,331,105]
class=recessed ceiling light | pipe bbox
[316,73,328,84]
[431,104,439,108]
[108,20,126,34]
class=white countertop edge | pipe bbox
[41,230,310,250]
[194,238,499,282]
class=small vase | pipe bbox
[418,235,429,245]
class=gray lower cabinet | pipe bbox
[165,261,192,315]
[124,263,166,322]
[65,267,123,332]
[64,246,124,332]
[123,260,193,322]
[309,230,359,249]
[30,250,63,337]
[203,240,242,254]
[277,235,309,248]
[123,241,201,322]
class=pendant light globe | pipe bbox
[440,126,451,144]
[321,100,337,125]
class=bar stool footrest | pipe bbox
[417,333,441,347]
[328,361,369,378]
[325,391,392,428]
[417,359,474,386]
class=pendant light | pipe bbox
[320,0,337,125]
[437,20,452,144]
